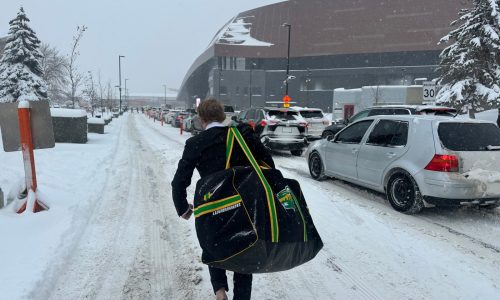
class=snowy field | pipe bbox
[1,113,500,299]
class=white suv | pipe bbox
[236,107,308,156]
[292,107,330,140]
[307,115,500,213]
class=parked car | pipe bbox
[171,111,191,128]
[236,107,308,156]
[321,105,457,140]
[292,107,330,140]
[307,115,500,214]
[165,109,183,124]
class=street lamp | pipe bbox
[249,62,257,108]
[124,78,129,110]
[162,84,167,106]
[118,55,125,112]
[282,23,292,96]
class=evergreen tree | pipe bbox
[0,7,48,103]
[436,0,500,116]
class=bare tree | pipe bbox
[40,43,67,104]
[65,25,87,108]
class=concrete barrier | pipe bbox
[87,118,105,134]
[50,108,87,143]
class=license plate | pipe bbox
[281,127,292,133]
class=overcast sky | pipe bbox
[0,0,284,95]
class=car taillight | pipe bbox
[299,122,308,127]
[260,120,267,127]
[424,154,459,172]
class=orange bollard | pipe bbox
[16,101,48,214]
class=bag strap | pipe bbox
[225,127,279,243]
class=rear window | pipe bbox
[299,110,323,118]
[224,106,234,113]
[268,110,299,120]
[368,108,411,116]
[438,123,500,151]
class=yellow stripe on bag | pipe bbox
[231,128,279,243]
[194,195,242,218]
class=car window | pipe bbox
[257,110,265,121]
[438,123,500,151]
[367,120,409,147]
[299,110,323,118]
[246,109,256,120]
[224,105,234,113]
[268,110,299,120]
[368,108,410,116]
[336,120,373,144]
[349,110,370,123]
[238,110,247,120]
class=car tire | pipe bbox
[387,171,424,214]
[308,152,325,180]
[291,149,303,156]
[322,131,334,140]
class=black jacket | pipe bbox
[171,124,275,216]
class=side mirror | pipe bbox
[326,135,334,142]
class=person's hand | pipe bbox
[181,204,194,220]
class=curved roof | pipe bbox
[179,0,461,99]
[212,0,460,58]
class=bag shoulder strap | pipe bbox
[226,127,279,243]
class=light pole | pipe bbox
[118,55,125,112]
[305,68,312,107]
[124,78,129,110]
[249,62,256,108]
[282,23,292,96]
[163,84,167,106]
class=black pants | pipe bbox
[209,266,252,300]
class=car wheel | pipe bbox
[308,152,325,180]
[387,171,424,214]
[291,149,303,156]
[322,131,334,140]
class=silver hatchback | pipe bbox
[306,115,500,213]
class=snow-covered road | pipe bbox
[1,113,500,299]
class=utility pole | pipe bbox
[249,62,256,108]
[282,23,292,96]
[163,84,167,106]
[118,55,125,112]
[124,78,129,110]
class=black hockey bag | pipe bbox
[193,127,323,273]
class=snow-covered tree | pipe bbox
[436,0,500,116]
[0,7,48,103]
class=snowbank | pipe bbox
[50,108,87,118]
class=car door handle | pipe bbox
[386,152,396,158]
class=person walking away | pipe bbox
[171,99,274,300]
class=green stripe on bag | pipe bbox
[231,128,279,243]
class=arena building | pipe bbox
[177,0,461,111]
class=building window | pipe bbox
[268,88,276,96]
[235,87,240,95]
[243,87,249,96]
